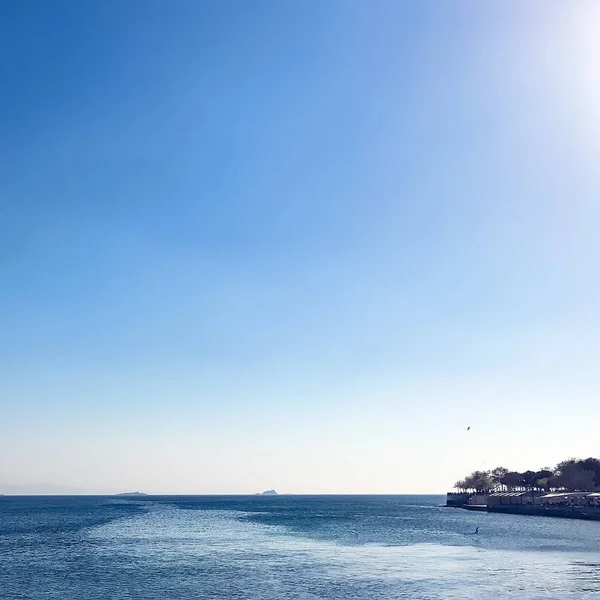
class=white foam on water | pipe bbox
[86,503,600,599]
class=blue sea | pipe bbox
[2,495,600,599]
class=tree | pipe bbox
[474,471,493,493]
[501,471,523,491]
[536,477,550,491]
[454,479,468,492]
[521,470,539,490]
[455,457,600,496]
[534,469,554,492]
[579,458,600,489]
[462,470,493,493]
[554,459,596,491]
[490,467,509,490]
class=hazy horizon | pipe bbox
[0,486,449,496]
[2,1,599,496]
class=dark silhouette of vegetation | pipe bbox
[454,458,600,493]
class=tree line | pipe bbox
[454,458,600,494]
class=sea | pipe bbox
[1,494,600,599]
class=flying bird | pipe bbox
[466,427,471,431]
[351,531,359,538]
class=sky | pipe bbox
[1,1,599,495]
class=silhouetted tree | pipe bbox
[580,458,600,489]
[521,470,539,490]
[501,471,523,491]
[534,470,554,491]
[490,467,509,490]
[554,459,596,491]
[454,479,468,492]
[456,457,600,495]
[461,470,493,493]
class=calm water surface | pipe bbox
[2,495,600,599]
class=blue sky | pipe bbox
[1,1,599,494]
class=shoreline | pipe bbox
[447,503,600,521]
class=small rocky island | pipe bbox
[258,490,278,496]
[114,492,149,497]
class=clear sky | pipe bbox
[1,1,599,495]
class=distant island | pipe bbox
[257,490,278,496]
[114,492,148,497]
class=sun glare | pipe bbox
[560,2,600,149]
